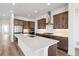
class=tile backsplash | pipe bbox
[23,29,29,33]
[53,29,68,35]
[37,29,68,35]
[36,29,46,34]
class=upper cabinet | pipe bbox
[23,21,35,29]
[38,18,46,29]
[14,19,24,26]
[23,21,29,29]
[14,19,35,29]
[53,12,68,29]
[29,21,35,29]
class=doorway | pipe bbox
[2,24,9,34]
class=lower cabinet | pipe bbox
[36,33,68,52]
[58,37,68,51]
[51,36,68,52]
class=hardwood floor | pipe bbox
[0,34,67,56]
[0,34,22,56]
[56,49,67,56]
[75,48,79,56]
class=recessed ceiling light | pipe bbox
[3,14,5,16]
[47,3,51,6]
[12,3,15,6]
[34,10,38,13]
[10,10,13,13]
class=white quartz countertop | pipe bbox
[15,34,59,52]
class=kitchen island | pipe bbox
[15,34,59,56]
[36,33,68,52]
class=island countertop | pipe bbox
[15,34,59,51]
[15,34,59,56]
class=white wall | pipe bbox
[15,16,35,21]
[0,25,1,33]
[68,3,79,56]
[35,5,68,34]
[75,8,79,48]
[0,17,10,34]
[0,19,10,24]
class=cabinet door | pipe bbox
[52,36,68,51]
[42,19,46,29]
[14,19,19,26]
[38,20,41,29]
[53,12,68,29]
[23,21,35,29]
[63,12,68,29]
[59,12,68,29]
[14,19,24,26]
[53,15,60,29]
[53,15,61,29]
[19,20,24,26]
[38,18,46,29]
[23,21,29,29]
[29,21,35,29]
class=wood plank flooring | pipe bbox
[0,34,22,56]
[75,48,79,56]
[0,34,67,56]
[57,49,67,56]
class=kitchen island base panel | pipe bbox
[48,44,57,56]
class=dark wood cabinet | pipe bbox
[38,18,46,29]
[51,36,68,52]
[23,21,29,29]
[23,21,35,29]
[14,19,35,29]
[14,19,24,26]
[53,12,68,29]
[29,21,35,29]
[48,44,57,56]
[14,19,35,34]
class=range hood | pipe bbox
[46,11,53,25]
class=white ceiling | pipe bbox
[0,3,13,19]
[14,3,67,18]
[0,3,68,19]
